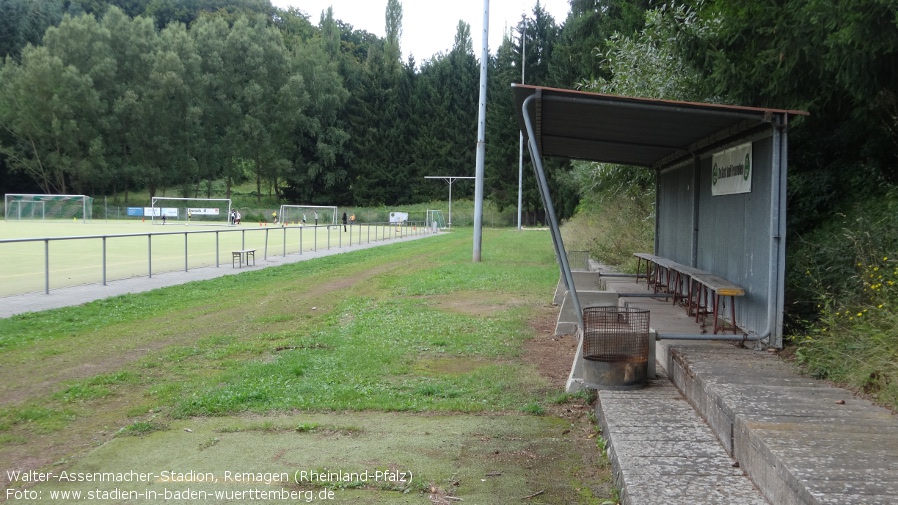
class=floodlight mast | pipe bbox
[425,176,474,230]
[517,18,526,230]
[473,0,489,262]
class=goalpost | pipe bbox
[150,197,232,225]
[4,194,93,222]
[278,205,338,226]
[426,209,446,231]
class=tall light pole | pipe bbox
[516,19,526,230]
[472,0,489,262]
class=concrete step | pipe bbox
[596,369,768,504]
[661,341,898,505]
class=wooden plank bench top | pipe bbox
[692,273,745,297]
[633,252,662,261]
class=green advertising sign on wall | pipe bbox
[711,142,752,196]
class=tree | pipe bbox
[551,0,651,87]
[384,0,402,72]
[101,7,158,201]
[666,0,898,234]
[485,2,577,224]
[411,21,478,200]
[572,5,713,196]
[224,15,292,203]
[281,35,349,204]
[0,0,66,60]
[0,45,104,193]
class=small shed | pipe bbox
[513,85,808,347]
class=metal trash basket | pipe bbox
[581,306,650,389]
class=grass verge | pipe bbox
[0,228,614,503]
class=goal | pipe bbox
[278,205,338,226]
[426,209,446,230]
[150,197,232,225]
[4,194,93,222]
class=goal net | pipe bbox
[150,197,232,225]
[278,205,338,226]
[426,209,446,230]
[4,194,93,221]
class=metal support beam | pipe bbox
[521,94,583,331]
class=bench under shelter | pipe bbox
[513,84,808,355]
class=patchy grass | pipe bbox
[1,229,614,502]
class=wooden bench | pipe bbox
[634,253,745,334]
[634,253,674,292]
[690,273,745,334]
[232,249,255,268]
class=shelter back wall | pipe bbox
[657,135,774,336]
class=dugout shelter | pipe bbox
[513,84,808,348]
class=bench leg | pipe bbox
[695,285,708,324]
[672,271,685,307]
[710,293,739,334]
[730,296,738,334]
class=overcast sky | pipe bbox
[270,0,571,62]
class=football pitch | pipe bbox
[0,219,409,297]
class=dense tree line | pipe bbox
[0,0,602,222]
[3,0,894,237]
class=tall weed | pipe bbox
[560,190,654,271]
[792,188,898,409]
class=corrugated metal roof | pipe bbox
[512,84,808,169]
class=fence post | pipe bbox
[44,239,50,294]
[102,237,107,286]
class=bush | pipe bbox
[791,187,898,410]
[560,190,654,272]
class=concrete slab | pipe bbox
[595,369,768,505]
[660,340,898,505]
[574,266,898,504]
[554,290,618,336]
[552,271,606,305]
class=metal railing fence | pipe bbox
[0,221,429,297]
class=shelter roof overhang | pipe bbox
[512,84,809,170]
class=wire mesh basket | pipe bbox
[582,306,650,363]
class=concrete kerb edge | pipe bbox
[594,393,630,504]
[662,341,809,505]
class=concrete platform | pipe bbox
[592,272,898,505]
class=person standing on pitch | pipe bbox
[342,212,348,232]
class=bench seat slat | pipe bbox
[691,273,745,296]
